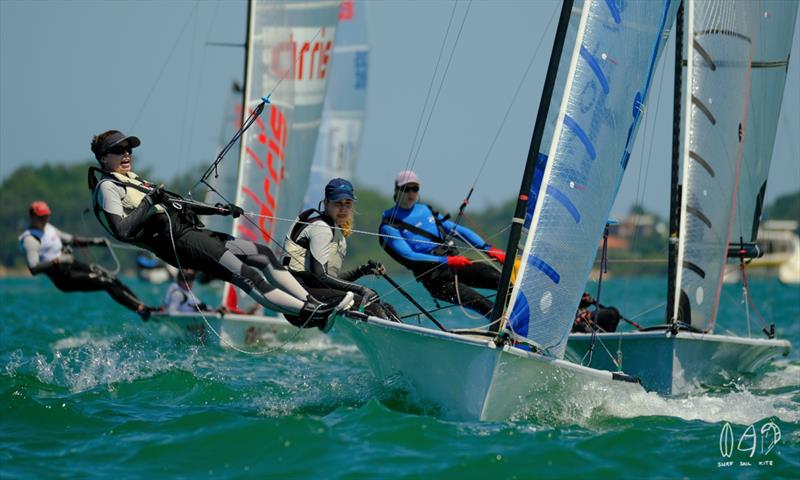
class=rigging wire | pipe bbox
[178,7,200,172]
[181,0,223,176]
[130,1,202,131]
[438,3,557,243]
[195,26,322,191]
[406,0,473,172]
[467,4,558,190]
[398,0,461,178]
[388,1,470,230]
[614,33,670,322]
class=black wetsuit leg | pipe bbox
[161,229,311,315]
[280,286,355,327]
[45,262,144,313]
[419,262,500,318]
[288,272,399,322]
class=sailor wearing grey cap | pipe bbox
[88,129,353,332]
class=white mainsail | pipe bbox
[506,0,679,358]
[224,0,340,311]
[730,1,798,244]
[303,0,368,208]
[673,0,759,331]
[272,1,341,244]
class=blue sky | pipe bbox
[1,0,798,219]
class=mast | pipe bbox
[221,0,255,309]
[490,0,575,331]
[666,0,683,323]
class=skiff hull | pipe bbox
[150,312,318,349]
[336,314,644,421]
[566,330,791,395]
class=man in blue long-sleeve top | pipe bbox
[378,171,506,318]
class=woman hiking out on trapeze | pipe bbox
[88,129,353,331]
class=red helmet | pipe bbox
[29,201,52,217]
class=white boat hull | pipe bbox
[150,312,318,349]
[566,330,791,395]
[336,314,644,421]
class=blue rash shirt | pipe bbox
[379,203,490,264]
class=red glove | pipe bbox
[446,255,473,269]
[486,246,506,264]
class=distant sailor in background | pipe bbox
[19,200,157,320]
[282,178,399,321]
[162,269,215,314]
[379,171,506,318]
[571,292,622,333]
[88,129,352,332]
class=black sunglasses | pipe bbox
[400,185,419,193]
[106,146,132,155]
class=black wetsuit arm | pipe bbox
[188,203,229,216]
[67,235,102,247]
[308,256,370,295]
[102,197,155,240]
[339,264,370,282]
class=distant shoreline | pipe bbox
[0,266,29,278]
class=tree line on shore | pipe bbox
[2,162,798,276]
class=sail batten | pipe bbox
[505,0,679,358]
[671,0,788,331]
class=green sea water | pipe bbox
[1,275,798,479]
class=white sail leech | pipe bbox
[224,0,339,311]
[506,0,679,358]
[673,0,759,332]
[730,1,798,243]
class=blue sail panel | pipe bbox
[506,0,679,358]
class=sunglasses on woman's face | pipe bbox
[401,185,420,193]
[106,146,132,156]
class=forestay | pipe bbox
[303,0,369,208]
[730,1,798,244]
[506,0,679,358]
[674,0,758,332]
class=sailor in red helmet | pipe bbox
[19,200,158,320]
